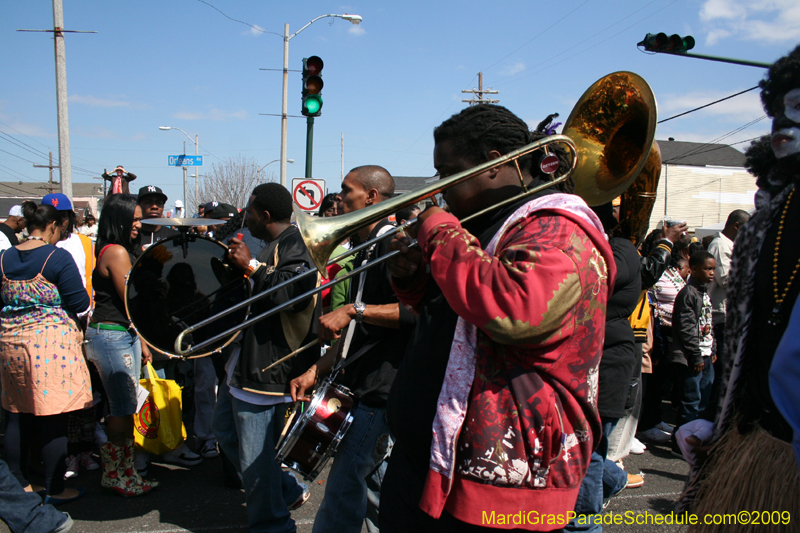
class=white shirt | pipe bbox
[0,232,11,252]
[707,232,733,325]
[56,233,88,288]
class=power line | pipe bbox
[194,0,281,37]
[664,116,768,164]
[494,0,680,86]
[481,0,591,74]
[657,86,760,124]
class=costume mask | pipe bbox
[771,88,800,160]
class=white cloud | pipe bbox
[69,94,130,108]
[248,24,264,37]
[501,60,526,77]
[0,108,53,138]
[348,25,366,36]
[698,0,800,45]
[172,108,247,121]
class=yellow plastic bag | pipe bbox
[134,362,187,455]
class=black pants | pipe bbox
[640,326,672,430]
[4,410,70,495]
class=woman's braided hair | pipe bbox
[433,104,574,193]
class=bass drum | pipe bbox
[125,234,250,358]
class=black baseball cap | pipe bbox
[137,185,168,203]
[211,203,237,219]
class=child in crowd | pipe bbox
[669,250,717,456]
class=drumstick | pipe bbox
[275,401,301,450]
[261,339,319,372]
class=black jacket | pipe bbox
[230,225,320,395]
[670,278,715,368]
[598,237,642,418]
[640,239,672,290]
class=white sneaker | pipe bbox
[161,443,203,466]
[201,439,219,459]
[64,455,79,479]
[637,427,672,443]
[80,451,100,471]
[655,421,674,434]
[94,422,108,446]
[629,437,646,455]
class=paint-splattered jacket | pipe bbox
[387,194,615,529]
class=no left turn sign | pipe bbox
[292,179,325,211]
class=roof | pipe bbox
[0,181,104,198]
[658,140,746,168]
[393,175,436,194]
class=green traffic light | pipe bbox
[304,95,322,115]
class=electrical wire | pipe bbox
[194,0,282,37]
[663,116,768,164]
[657,86,760,124]
[482,0,591,74]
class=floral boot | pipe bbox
[100,441,158,497]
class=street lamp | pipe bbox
[159,126,199,210]
[280,13,362,189]
[259,158,294,178]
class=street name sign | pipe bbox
[168,155,203,166]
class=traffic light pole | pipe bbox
[305,117,315,178]
[654,50,772,69]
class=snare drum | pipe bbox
[277,377,355,481]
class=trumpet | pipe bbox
[171,71,657,357]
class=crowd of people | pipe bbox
[0,44,798,533]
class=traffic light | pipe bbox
[639,33,695,53]
[301,56,324,117]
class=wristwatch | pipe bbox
[244,259,261,279]
[353,301,366,323]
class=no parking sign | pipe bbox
[292,178,326,211]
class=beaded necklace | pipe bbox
[26,236,46,243]
[768,188,800,327]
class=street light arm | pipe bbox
[159,126,197,145]
[288,13,361,40]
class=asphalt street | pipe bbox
[1,431,693,533]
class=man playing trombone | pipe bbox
[290,165,416,533]
[381,104,616,531]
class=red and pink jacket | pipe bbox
[393,194,615,529]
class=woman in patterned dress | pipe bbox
[0,200,92,503]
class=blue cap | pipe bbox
[41,193,73,211]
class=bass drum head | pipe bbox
[125,235,250,358]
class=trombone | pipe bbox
[172,71,657,357]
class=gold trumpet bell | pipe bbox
[563,72,657,207]
[294,203,361,278]
[616,141,662,247]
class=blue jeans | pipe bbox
[566,418,619,533]
[313,403,393,533]
[675,357,715,428]
[212,381,303,533]
[84,326,141,417]
[0,458,68,533]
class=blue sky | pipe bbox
[1,0,798,213]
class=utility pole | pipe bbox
[33,151,57,186]
[462,73,499,105]
[341,132,344,184]
[17,1,96,203]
